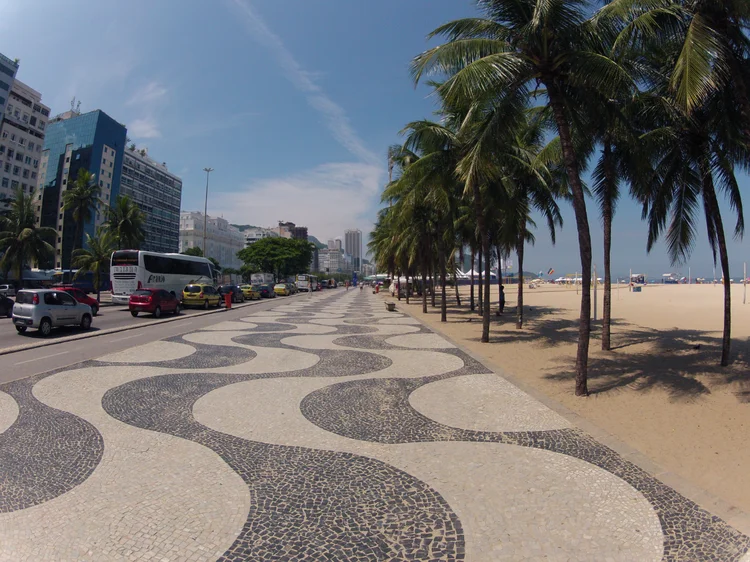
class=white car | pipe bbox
[0,284,15,297]
[12,289,93,336]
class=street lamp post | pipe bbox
[202,167,214,256]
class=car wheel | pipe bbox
[174,304,181,315]
[15,325,26,333]
[80,314,92,330]
[39,318,52,337]
[203,300,209,310]
[154,306,162,318]
[92,305,99,317]
[131,310,138,317]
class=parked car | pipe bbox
[56,286,100,316]
[0,295,14,318]
[12,289,93,336]
[257,284,276,298]
[240,285,261,300]
[182,284,221,309]
[285,282,297,294]
[0,284,16,297]
[218,284,245,304]
[274,283,290,296]
[129,289,181,317]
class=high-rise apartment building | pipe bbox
[344,229,363,272]
[0,72,49,206]
[36,109,126,269]
[0,53,19,124]
[120,147,183,253]
[179,211,244,270]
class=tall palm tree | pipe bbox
[105,195,146,250]
[72,228,116,303]
[62,169,100,252]
[412,0,632,393]
[0,187,55,283]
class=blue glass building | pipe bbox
[38,109,126,269]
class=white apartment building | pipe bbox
[244,227,280,246]
[327,238,343,251]
[0,53,18,124]
[121,147,183,253]
[0,78,49,205]
[319,248,351,274]
[344,229,362,272]
[179,211,244,270]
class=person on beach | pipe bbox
[499,285,505,314]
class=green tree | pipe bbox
[71,228,116,303]
[62,169,100,253]
[412,0,633,395]
[0,187,56,283]
[104,195,146,250]
[237,237,313,280]
[181,247,204,257]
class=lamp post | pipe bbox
[202,167,214,256]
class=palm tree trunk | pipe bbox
[516,234,524,329]
[396,269,402,301]
[430,256,436,308]
[405,272,410,304]
[469,248,475,311]
[455,249,463,307]
[439,240,447,322]
[495,245,502,314]
[454,270,461,307]
[421,262,427,314]
[477,249,483,316]
[602,141,614,351]
[483,233,491,341]
[547,83,593,396]
[702,169,732,366]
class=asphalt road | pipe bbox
[0,293,309,384]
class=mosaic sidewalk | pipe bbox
[0,290,748,561]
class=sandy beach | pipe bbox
[384,281,750,515]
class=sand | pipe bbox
[382,281,750,515]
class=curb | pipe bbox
[0,299,265,357]
[380,293,750,537]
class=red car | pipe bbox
[56,286,100,316]
[129,289,181,318]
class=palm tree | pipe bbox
[412,0,633,395]
[104,195,146,250]
[72,228,116,303]
[0,187,55,283]
[62,169,100,252]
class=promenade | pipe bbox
[0,289,748,561]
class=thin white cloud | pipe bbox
[126,81,168,106]
[229,0,380,167]
[129,117,161,139]
[211,162,381,240]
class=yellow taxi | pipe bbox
[240,284,261,300]
[273,283,290,296]
[182,284,221,309]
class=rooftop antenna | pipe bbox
[76,100,81,113]
[70,96,76,112]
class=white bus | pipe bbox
[111,250,214,305]
[296,274,318,292]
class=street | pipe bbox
[0,289,748,560]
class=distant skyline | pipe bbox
[1,0,747,277]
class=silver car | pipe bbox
[0,284,15,297]
[12,289,93,336]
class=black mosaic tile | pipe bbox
[0,377,104,513]
[94,336,257,369]
[299,375,750,562]
[101,371,464,561]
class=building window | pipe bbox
[29,117,36,126]
[18,138,25,146]
[12,166,19,176]
[38,122,44,130]
[0,145,4,154]
[10,180,18,189]
[28,142,34,151]
[3,163,9,173]
[24,156,30,165]
[15,153,22,161]
[31,171,36,179]
[59,213,62,219]
[65,156,70,163]
[22,169,28,178]
[1,178,7,188]
[7,149,13,158]
[32,159,38,167]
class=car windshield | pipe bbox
[274,284,285,288]
[133,290,153,296]
[184,286,202,293]
[15,292,36,304]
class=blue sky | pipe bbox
[1,0,747,278]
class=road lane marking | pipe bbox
[15,350,70,365]
[110,333,143,342]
